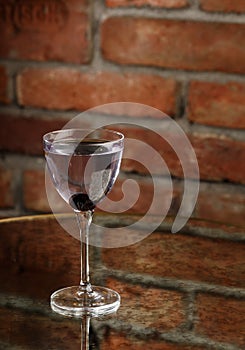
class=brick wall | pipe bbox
[0,1,244,348]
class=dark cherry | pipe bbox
[69,193,95,211]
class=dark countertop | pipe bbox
[0,214,244,349]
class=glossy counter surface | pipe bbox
[0,214,244,349]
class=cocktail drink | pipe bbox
[43,128,124,317]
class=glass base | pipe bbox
[50,285,120,317]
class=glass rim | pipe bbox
[43,128,124,148]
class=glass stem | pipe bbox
[76,210,93,294]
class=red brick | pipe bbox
[200,0,245,14]
[54,125,245,186]
[102,175,180,216]
[17,68,179,116]
[101,331,207,350]
[0,167,14,208]
[23,170,49,212]
[0,0,90,63]
[23,169,70,213]
[101,17,245,74]
[195,186,245,227]
[113,126,194,178]
[0,113,67,155]
[106,0,188,8]
[191,134,245,184]
[106,277,185,331]
[0,65,9,104]
[114,126,245,184]
[22,167,179,216]
[188,81,245,129]
[102,233,245,288]
[195,294,245,347]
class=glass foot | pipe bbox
[50,286,120,317]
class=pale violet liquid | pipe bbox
[45,139,122,211]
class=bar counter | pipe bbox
[0,214,244,349]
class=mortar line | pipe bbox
[102,268,245,298]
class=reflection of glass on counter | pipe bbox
[81,316,90,350]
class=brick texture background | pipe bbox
[101,18,245,73]
[0,0,244,349]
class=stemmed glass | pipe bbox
[43,128,124,317]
